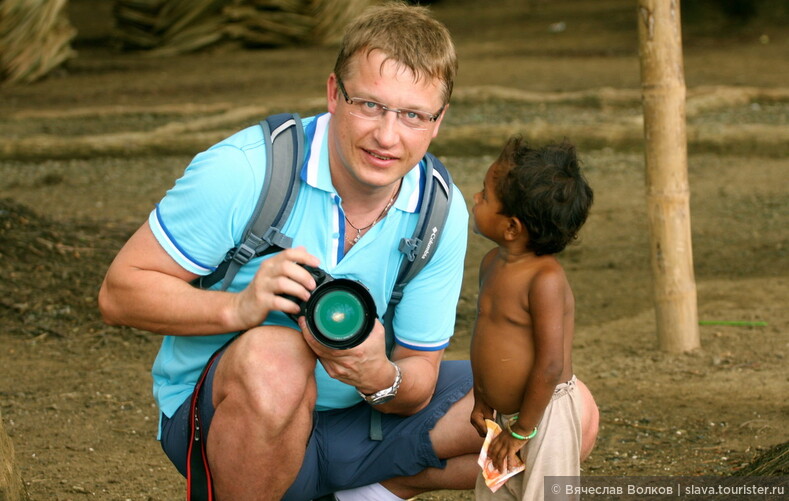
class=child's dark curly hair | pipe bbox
[494,136,594,255]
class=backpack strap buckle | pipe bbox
[231,240,258,265]
[262,227,293,250]
[398,237,420,262]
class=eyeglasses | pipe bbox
[337,77,445,131]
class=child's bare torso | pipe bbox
[470,248,575,414]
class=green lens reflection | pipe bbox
[313,289,365,341]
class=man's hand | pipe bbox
[229,247,321,329]
[299,316,392,391]
[299,315,444,416]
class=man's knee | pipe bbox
[577,379,599,461]
[213,326,317,422]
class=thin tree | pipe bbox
[637,0,700,352]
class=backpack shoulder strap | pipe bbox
[192,113,304,291]
[383,153,453,354]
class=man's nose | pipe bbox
[373,110,400,146]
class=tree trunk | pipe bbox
[637,0,700,353]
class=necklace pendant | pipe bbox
[353,230,361,244]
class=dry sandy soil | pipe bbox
[1,0,788,499]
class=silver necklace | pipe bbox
[344,182,401,245]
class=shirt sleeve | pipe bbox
[148,129,266,276]
[391,183,469,350]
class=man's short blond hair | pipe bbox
[333,1,457,105]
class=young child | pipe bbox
[470,136,595,500]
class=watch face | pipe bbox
[368,394,395,405]
[360,386,396,405]
[358,362,401,405]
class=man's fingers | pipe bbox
[280,246,321,269]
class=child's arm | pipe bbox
[470,247,499,437]
[485,266,568,472]
[470,385,495,437]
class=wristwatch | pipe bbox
[357,361,402,405]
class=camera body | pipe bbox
[284,264,377,350]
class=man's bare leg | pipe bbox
[382,390,482,498]
[381,379,601,498]
[207,326,317,500]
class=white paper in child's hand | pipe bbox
[477,419,525,492]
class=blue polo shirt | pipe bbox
[148,113,468,418]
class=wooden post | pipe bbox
[1,411,29,501]
[637,0,700,352]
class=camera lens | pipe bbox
[305,278,376,349]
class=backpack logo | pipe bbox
[421,226,439,260]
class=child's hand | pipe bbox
[470,399,494,437]
[487,432,527,473]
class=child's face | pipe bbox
[471,161,508,239]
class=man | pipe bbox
[99,2,483,500]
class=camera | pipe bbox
[282,264,377,350]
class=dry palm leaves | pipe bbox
[0,0,375,84]
[113,0,227,53]
[734,441,789,476]
[0,0,77,85]
[114,0,377,55]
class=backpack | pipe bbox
[192,113,454,350]
[186,113,454,501]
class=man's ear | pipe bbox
[430,103,449,140]
[327,73,339,114]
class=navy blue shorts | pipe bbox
[160,352,472,500]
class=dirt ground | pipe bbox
[1,0,788,500]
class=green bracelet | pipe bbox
[507,420,538,440]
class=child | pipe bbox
[470,136,595,500]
